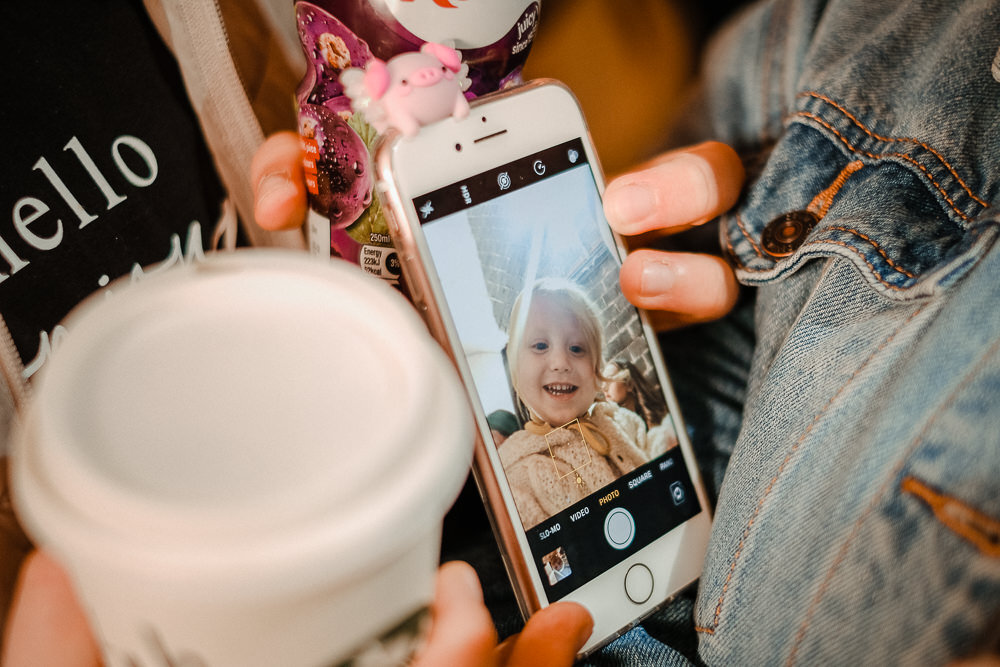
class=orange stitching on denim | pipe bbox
[700,304,929,638]
[723,228,741,267]
[807,160,865,218]
[794,111,972,222]
[785,333,1000,665]
[736,237,914,290]
[799,91,990,209]
[900,476,1000,558]
[741,223,988,287]
[798,238,907,289]
[734,212,764,258]
[823,227,918,278]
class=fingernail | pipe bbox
[255,171,296,207]
[607,182,656,229]
[640,257,675,295]
[576,609,595,645]
[446,561,483,600]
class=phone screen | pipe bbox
[412,138,702,601]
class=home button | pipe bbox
[624,563,654,604]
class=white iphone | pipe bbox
[373,80,712,656]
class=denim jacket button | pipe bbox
[761,210,819,258]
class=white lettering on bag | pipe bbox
[21,220,207,380]
[4,134,158,283]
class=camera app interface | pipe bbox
[414,139,700,600]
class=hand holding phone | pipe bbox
[374,80,713,657]
[603,141,743,330]
[246,116,745,329]
[3,553,591,667]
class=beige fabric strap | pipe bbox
[144,0,305,250]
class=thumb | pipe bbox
[251,131,308,231]
[2,550,101,667]
[495,601,593,666]
[411,561,497,667]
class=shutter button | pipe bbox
[761,210,818,258]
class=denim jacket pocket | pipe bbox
[695,88,1000,664]
[722,91,999,300]
[693,229,1000,665]
[687,1,1000,664]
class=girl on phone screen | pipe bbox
[499,278,660,529]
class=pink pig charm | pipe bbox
[340,42,471,137]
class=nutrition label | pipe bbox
[360,244,401,283]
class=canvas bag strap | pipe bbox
[143,0,305,250]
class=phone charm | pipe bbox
[340,42,471,137]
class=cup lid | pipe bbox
[12,250,473,595]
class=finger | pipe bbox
[412,561,497,667]
[949,658,1000,667]
[604,141,744,237]
[620,249,740,329]
[2,551,101,667]
[496,602,593,667]
[251,131,308,231]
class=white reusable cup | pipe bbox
[11,249,473,666]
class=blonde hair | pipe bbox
[506,278,606,398]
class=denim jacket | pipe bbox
[592,1,1000,664]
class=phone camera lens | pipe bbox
[455,143,462,152]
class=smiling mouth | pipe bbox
[544,383,578,397]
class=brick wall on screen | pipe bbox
[469,211,656,386]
